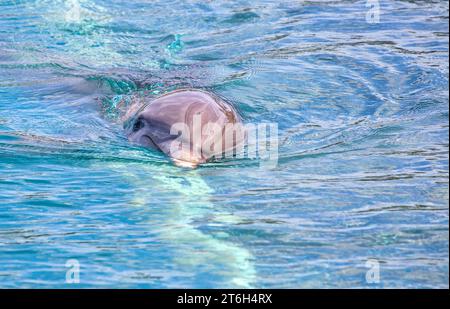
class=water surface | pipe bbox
[0,0,448,288]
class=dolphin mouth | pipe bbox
[141,134,204,168]
[140,134,159,150]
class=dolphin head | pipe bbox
[126,89,243,167]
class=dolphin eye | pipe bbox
[133,118,145,132]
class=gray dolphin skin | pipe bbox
[125,89,244,167]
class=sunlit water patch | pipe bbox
[0,0,448,288]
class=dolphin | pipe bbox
[123,89,244,167]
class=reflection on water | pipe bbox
[0,0,448,287]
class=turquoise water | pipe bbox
[0,0,448,288]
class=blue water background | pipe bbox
[0,0,448,288]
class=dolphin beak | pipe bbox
[157,140,206,168]
[172,159,200,168]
